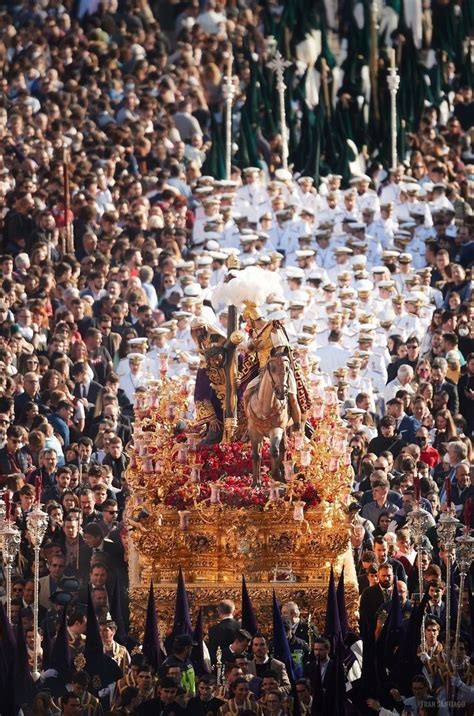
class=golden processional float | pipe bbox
[124,267,359,635]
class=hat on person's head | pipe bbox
[289,299,306,309]
[356,280,373,292]
[128,353,145,363]
[274,168,292,182]
[351,174,371,184]
[183,284,202,298]
[398,252,413,264]
[346,357,362,369]
[128,337,148,347]
[196,255,213,267]
[382,250,400,260]
[295,249,315,259]
[286,267,305,279]
[266,309,287,321]
[405,291,426,305]
[404,183,420,195]
[162,320,178,330]
[345,407,366,417]
[409,206,426,218]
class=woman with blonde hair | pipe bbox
[414,360,432,387]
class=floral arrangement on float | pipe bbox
[125,365,351,525]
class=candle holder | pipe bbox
[293,433,304,451]
[143,457,154,475]
[177,447,188,464]
[299,449,311,467]
[324,387,338,406]
[26,506,49,681]
[159,354,168,377]
[190,464,201,483]
[166,405,176,420]
[0,520,21,620]
[187,433,200,451]
[312,403,324,420]
[283,460,294,482]
[210,484,221,504]
[268,483,281,502]
[178,510,190,531]
[293,501,305,521]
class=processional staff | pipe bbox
[369,0,380,123]
[26,501,49,681]
[223,48,235,180]
[0,495,21,621]
[387,48,400,170]
[408,476,429,651]
[268,50,292,172]
[223,255,244,442]
[437,509,460,664]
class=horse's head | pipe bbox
[266,351,290,401]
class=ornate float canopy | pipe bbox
[125,367,359,635]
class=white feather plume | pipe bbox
[211,267,282,310]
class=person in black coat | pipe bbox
[71,361,103,419]
[303,638,337,714]
[136,677,187,716]
[186,675,225,715]
[359,563,395,641]
[207,600,241,666]
[281,601,319,646]
[368,416,406,459]
[432,358,459,413]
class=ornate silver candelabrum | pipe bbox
[0,518,21,621]
[26,505,49,681]
[407,506,431,650]
[437,511,460,663]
